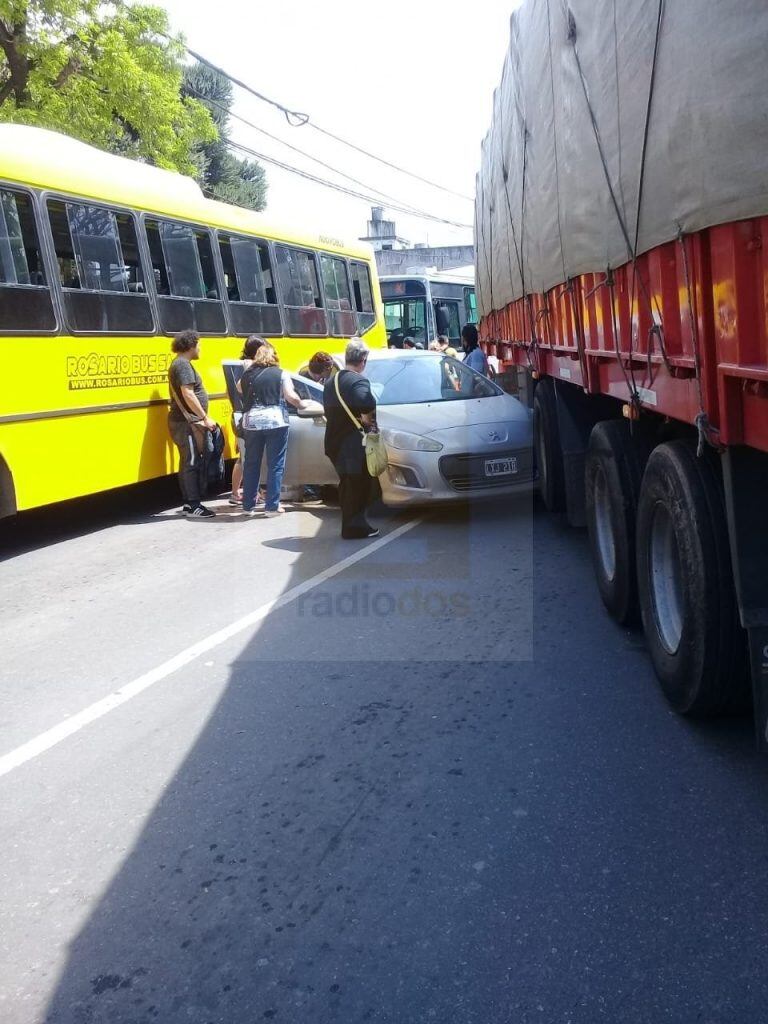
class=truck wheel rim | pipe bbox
[593,464,616,582]
[649,502,684,654]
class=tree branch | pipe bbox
[53,56,81,90]
[0,18,31,105]
[0,75,14,106]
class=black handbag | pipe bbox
[206,424,226,490]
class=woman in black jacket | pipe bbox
[322,338,379,539]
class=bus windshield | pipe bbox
[383,297,427,347]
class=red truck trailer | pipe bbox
[476,1,768,744]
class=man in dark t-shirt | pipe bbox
[323,338,378,539]
[167,330,216,518]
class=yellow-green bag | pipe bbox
[363,429,388,477]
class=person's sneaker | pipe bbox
[342,526,380,540]
[264,505,285,518]
[186,504,215,519]
[180,503,192,515]
[228,496,243,506]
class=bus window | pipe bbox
[383,296,427,347]
[219,233,282,336]
[320,254,356,337]
[274,245,327,336]
[0,189,56,332]
[350,261,376,333]
[464,286,477,324]
[145,218,225,335]
[47,199,152,333]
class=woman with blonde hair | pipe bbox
[239,343,307,516]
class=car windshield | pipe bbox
[365,356,501,406]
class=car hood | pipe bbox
[377,394,531,438]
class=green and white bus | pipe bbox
[380,267,476,349]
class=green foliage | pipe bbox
[0,1,217,175]
[183,61,267,212]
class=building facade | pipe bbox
[359,207,474,275]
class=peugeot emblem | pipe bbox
[487,429,501,441]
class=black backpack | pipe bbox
[206,424,226,491]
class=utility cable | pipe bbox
[225,139,473,229]
[184,83,458,225]
[182,44,310,127]
[128,3,475,204]
[306,123,473,202]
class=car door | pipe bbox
[282,376,339,487]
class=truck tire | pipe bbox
[533,379,565,513]
[636,440,746,716]
[585,420,647,624]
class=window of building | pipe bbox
[350,260,376,333]
[145,218,225,334]
[0,188,56,332]
[274,245,327,336]
[47,198,152,333]
[320,254,356,337]
[219,233,282,336]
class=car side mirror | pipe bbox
[296,399,325,419]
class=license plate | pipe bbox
[484,457,517,477]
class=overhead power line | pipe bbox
[145,16,474,203]
[185,83,468,226]
[226,139,473,229]
[307,122,473,203]
[184,44,310,128]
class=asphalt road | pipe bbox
[1,483,767,1024]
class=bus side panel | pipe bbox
[1,396,237,512]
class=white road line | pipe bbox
[0,517,423,781]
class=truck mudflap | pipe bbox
[723,447,768,750]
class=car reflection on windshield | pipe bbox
[366,355,500,406]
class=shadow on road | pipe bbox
[37,491,768,1024]
[0,477,185,562]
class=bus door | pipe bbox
[432,295,462,346]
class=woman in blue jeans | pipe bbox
[239,344,307,516]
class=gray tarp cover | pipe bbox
[475,0,768,319]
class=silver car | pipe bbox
[282,351,534,506]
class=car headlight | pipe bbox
[382,429,443,452]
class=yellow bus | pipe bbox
[0,124,385,518]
